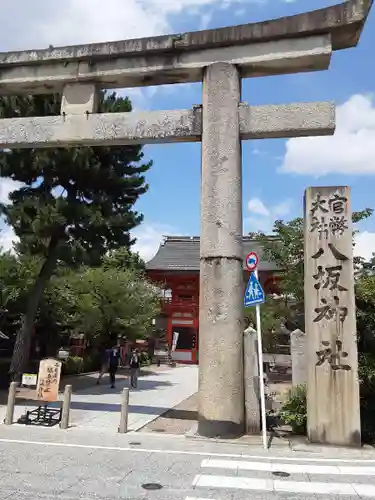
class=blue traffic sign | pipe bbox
[244,272,265,307]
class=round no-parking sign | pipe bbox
[245,251,258,272]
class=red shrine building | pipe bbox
[145,236,279,364]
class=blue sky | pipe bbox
[0,0,374,261]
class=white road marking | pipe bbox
[194,474,375,497]
[186,497,214,500]
[202,458,375,475]
[0,436,375,463]
[195,475,273,491]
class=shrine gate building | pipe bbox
[146,236,278,364]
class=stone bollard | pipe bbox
[290,329,307,386]
[4,381,18,425]
[60,385,72,429]
[119,388,129,434]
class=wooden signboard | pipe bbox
[36,358,62,402]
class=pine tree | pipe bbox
[0,91,151,378]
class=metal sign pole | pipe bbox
[255,268,268,450]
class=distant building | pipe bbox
[145,236,280,364]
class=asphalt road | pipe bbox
[0,426,375,499]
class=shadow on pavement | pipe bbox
[80,377,173,395]
[10,399,197,419]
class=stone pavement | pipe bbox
[0,425,375,499]
[0,364,198,432]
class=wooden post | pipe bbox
[119,388,129,433]
[4,381,17,425]
[60,384,72,429]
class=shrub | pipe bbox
[359,353,375,444]
[82,352,101,373]
[63,356,84,375]
[279,384,307,435]
[140,351,151,365]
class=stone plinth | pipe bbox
[304,186,361,446]
[290,329,307,386]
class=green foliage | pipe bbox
[140,351,151,365]
[103,247,145,272]
[0,92,151,266]
[82,352,102,373]
[0,91,152,376]
[279,384,307,435]
[359,354,375,443]
[62,356,84,376]
[251,208,374,333]
[53,265,160,346]
[0,249,160,363]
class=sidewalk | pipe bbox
[0,365,198,433]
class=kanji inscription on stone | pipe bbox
[316,340,351,371]
[309,190,349,240]
[36,358,62,402]
[304,186,360,447]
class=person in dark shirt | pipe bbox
[108,347,120,389]
[97,345,110,385]
[129,348,140,388]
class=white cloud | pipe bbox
[246,197,293,233]
[0,177,24,204]
[0,222,18,252]
[354,231,375,261]
[280,94,375,176]
[0,0,252,106]
[0,218,180,259]
[247,198,269,216]
[131,222,181,262]
[273,200,292,217]
[0,0,251,52]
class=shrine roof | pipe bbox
[0,0,371,66]
[146,236,277,272]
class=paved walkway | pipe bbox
[0,365,198,433]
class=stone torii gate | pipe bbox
[0,0,371,439]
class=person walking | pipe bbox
[97,345,110,385]
[129,348,140,388]
[108,346,120,389]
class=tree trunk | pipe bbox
[10,237,60,381]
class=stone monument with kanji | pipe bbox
[304,186,360,446]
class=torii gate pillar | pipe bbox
[199,63,244,437]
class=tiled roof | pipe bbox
[146,236,277,272]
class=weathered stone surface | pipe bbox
[0,0,370,66]
[240,101,335,139]
[0,109,202,148]
[290,329,307,386]
[0,35,331,94]
[304,186,361,447]
[244,327,260,434]
[0,101,334,148]
[198,63,244,438]
[0,101,335,148]
[61,83,99,115]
